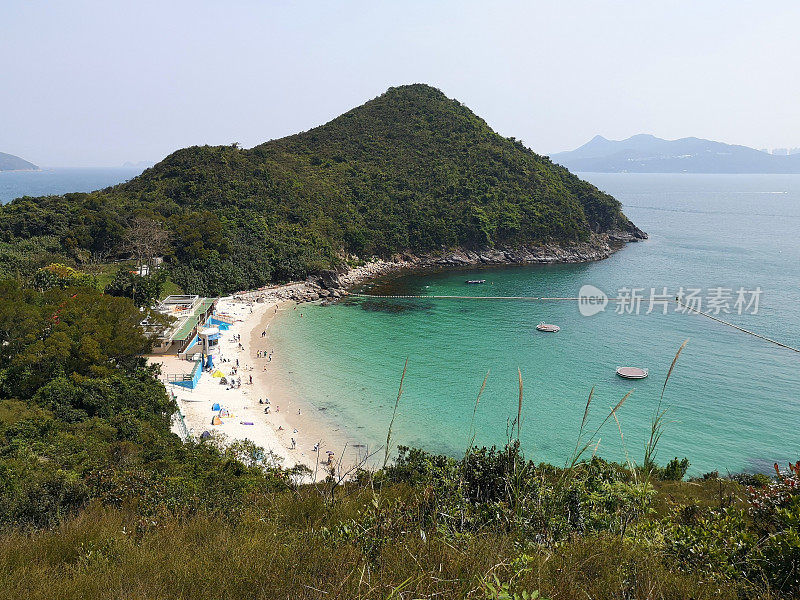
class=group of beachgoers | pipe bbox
[205,299,336,469]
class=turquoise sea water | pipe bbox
[270,174,800,474]
[0,167,144,204]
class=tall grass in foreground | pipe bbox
[383,357,407,470]
[464,370,489,456]
[0,495,754,600]
[643,339,689,480]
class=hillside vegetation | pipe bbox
[0,85,639,295]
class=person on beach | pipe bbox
[291,438,296,449]
[249,374,253,384]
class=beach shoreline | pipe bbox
[248,299,372,475]
[153,290,375,479]
[155,235,645,477]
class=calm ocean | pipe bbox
[269,174,800,474]
[0,167,144,204]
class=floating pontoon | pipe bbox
[616,366,648,379]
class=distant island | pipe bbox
[0,152,38,171]
[0,84,644,296]
[551,133,800,173]
[122,160,156,169]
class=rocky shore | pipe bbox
[234,230,646,304]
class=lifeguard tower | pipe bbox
[198,326,221,370]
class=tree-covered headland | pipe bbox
[0,84,642,296]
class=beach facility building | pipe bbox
[149,295,218,356]
[146,295,240,392]
[146,295,241,390]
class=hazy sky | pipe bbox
[3,1,800,167]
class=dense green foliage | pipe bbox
[2,443,799,598]
[29,263,97,292]
[0,85,636,295]
[104,268,167,307]
[0,282,287,528]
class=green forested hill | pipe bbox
[0,84,641,295]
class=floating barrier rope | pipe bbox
[674,299,800,353]
[349,293,800,354]
[351,294,580,300]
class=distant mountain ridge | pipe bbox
[551,134,800,173]
[0,152,38,171]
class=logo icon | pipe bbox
[578,284,608,317]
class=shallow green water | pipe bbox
[271,174,800,474]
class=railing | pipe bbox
[162,359,202,391]
[165,379,193,393]
[164,373,191,382]
[171,409,191,441]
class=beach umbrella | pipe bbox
[212,370,224,378]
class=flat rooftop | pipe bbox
[150,296,217,343]
[172,298,216,341]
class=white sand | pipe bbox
[151,292,370,478]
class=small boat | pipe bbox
[536,322,560,332]
[616,366,648,379]
[465,279,486,284]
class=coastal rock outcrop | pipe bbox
[235,233,647,305]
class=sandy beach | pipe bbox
[151,287,373,479]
